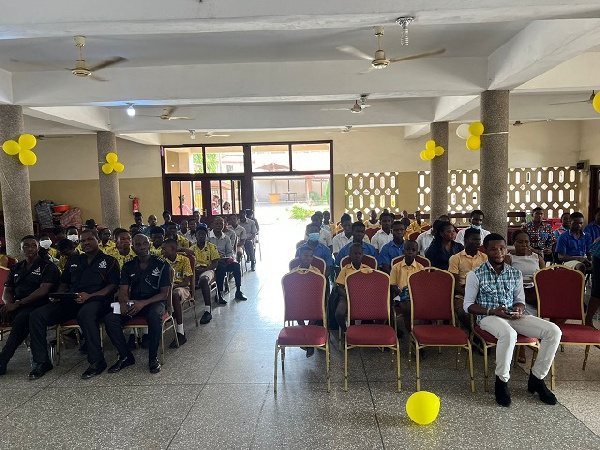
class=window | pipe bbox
[205,146,244,174]
[164,147,203,174]
[251,145,290,172]
[291,143,330,172]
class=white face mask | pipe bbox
[39,239,52,249]
[67,234,79,242]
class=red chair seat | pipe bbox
[557,324,600,344]
[125,312,170,327]
[60,319,79,327]
[346,324,397,346]
[413,324,468,346]
[278,325,327,346]
[474,325,538,345]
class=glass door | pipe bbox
[208,178,243,219]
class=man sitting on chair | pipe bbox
[556,211,592,273]
[334,222,377,267]
[209,216,247,303]
[104,234,171,374]
[464,233,561,407]
[192,226,219,324]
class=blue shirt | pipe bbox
[335,241,377,266]
[556,230,591,257]
[378,240,405,266]
[584,222,600,243]
[553,226,568,241]
[295,242,334,268]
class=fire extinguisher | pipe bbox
[132,197,140,213]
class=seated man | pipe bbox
[322,210,336,237]
[0,236,60,375]
[66,226,80,248]
[185,218,197,245]
[57,238,80,272]
[332,214,371,259]
[523,206,555,261]
[371,212,394,252]
[209,216,247,302]
[363,209,380,230]
[149,226,165,256]
[455,210,490,245]
[29,229,120,379]
[134,211,149,236]
[292,246,321,275]
[448,228,487,329]
[305,212,332,251]
[192,226,220,324]
[98,227,115,253]
[405,210,430,239]
[239,213,257,271]
[416,215,450,255]
[556,211,592,273]
[162,238,193,347]
[334,244,373,331]
[104,234,171,374]
[334,222,377,267]
[389,240,424,334]
[553,212,571,240]
[108,228,136,269]
[464,233,561,407]
[379,221,407,273]
[584,207,600,242]
[165,221,191,250]
[38,233,59,263]
[228,214,247,263]
[295,223,334,278]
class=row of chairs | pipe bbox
[275,263,600,393]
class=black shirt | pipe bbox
[5,257,60,303]
[425,240,464,271]
[60,251,120,303]
[120,255,171,301]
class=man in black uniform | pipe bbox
[0,236,60,375]
[104,234,171,374]
[28,229,120,380]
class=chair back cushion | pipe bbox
[281,270,326,322]
[409,232,421,241]
[346,270,390,321]
[288,256,326,275]
[341,254,377,269]
[365,228,379,240]
[535,266,585,321]
[0,267,9,305]
[391,255,430,268]
[408,268,454,321]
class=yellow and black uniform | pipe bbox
[176,234,191,249]
[0,257,61,368]
[193,241,220,269]
[167,254,193,285]
[107,247,136,269]
[150,245,163,256]
[363,220,380,230]
[405,220,430,239]
[290,265,321,275]
[58,249,81,273]
[99,240,116,253]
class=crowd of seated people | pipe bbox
[0,208,259,379]
[289,206,600,406]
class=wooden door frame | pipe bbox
[589,165,600,221]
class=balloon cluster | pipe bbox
[456,122,484,151]
[2,134,38,166]
[419,139,445,161]
[101,152,125,174]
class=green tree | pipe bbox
[206,153,218,173]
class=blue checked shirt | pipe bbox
[463,261,525,323]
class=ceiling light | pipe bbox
[126,103,136,117]
[189,130,196,140]
[396,16,414,46]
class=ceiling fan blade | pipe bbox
[336,45,373,61]
[168,116,194,120]
[359,66,377,75]
[549,100,591,105]
[88,74,107,82]
[320,108,350,111]
[388,48,446,63]
[87,56,127,72]
[137,114,161,118]
[360,104,372,108]
[10,59,63,70]
[208,134,231,137]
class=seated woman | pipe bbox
[425,221,464,270]
[505,229,545,363]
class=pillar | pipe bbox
[96,131,121,230]
[480,90,509,237]
[0,106,34,257]
[430,121,449,222]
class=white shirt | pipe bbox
[332,232,371,255]
[370,229,393,252]
[183,230,196,245]
[455,227,490,246]
[416,229,434,256]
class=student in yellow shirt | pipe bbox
[165,222,191,249]
[108,229,136,269]
[291,246,322,275]
[191,226,220,324]
[162,238,193,348]
[98,227,116,253]
[335,243,373,332]
[405,210,430,239]
[56,238,81,272]
[363,210,380,230]
[149,226,165,256]
[38,233,59,263]
[389,240,424,333]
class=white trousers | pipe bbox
[479,315,561,382]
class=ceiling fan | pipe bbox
[336,26,445,74]
[321,94,371,113]
[139,106,195,120]
[512,119,552,126]
[550,91,595,106]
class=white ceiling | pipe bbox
[1,0,600,141]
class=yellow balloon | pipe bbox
[18,134,37,151]
[18,150,37,166]
[434,146,445,156]
[105,152,118,164]
[2,140,21,155]
[102,163,114,174]
[419,150,428,161]
[468,122,484,136]
[113,162,125,173]
[406,391,441,425]
[466,135,481,151]
[593,92,600,114]
[424,148,435,160]
[425,140,436,151]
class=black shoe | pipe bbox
[528,373,557,405]
[127,334,137,350]
[141,334,149,349]
[28,361,53,380]
[306,347,315,358]
[149,359,161,374]
[495,376,511,407]
[169,332,187,349]
[235,290,247,301]
[0,363,6,376]
[108,355,135,373]
[199,311,212,324]
[81,361,107,379]
[217,296,227,305]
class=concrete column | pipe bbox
[0,105,34,257]
[480,90,509,237]
[430,121,449,222]
[96,131,121,230]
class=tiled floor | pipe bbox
[1,219,600,449]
